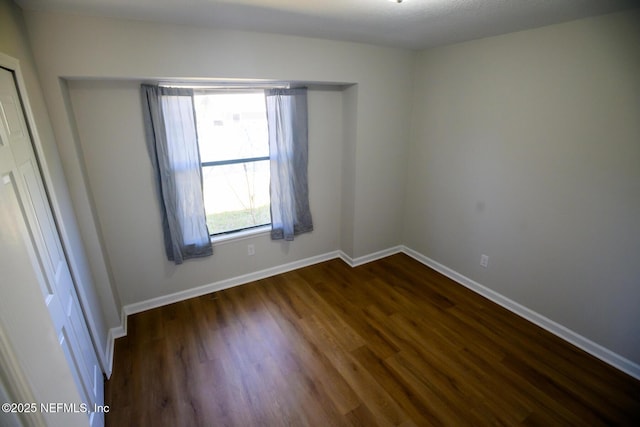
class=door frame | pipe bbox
[0,53,50,427]
[0,324,45,427]
[0,52,106,374]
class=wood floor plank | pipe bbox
[350,345,435,426]
[105,254,640,426]
[298,313,410,426]
[256,278,362,417]
[309,274,401,359]
[285,270,367,351]
[229,280,348,426]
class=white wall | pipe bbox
[406,10,640,364]
[1,0,116,374]
[340,85,358,256]
[22,11,414,306]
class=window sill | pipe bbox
[210,225,271,246]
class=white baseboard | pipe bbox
[104,330,119,379]
[339,245,403,267]
[104,313,127,378]
[105,245,640,381]
[401,246,640,380]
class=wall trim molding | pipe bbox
[339,245,403,267]
[401,245,640,381]
[105,245,640,381]
[105,317,126,378]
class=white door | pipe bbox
[0,66,103,427]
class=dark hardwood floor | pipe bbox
[105,254,640,426]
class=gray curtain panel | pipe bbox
[265,88,313,240]
[141,85,213,264]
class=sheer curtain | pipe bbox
[265,88,313,241]
[141,85,213,264]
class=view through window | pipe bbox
[194,91,270,235]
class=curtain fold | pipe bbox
[265,88,313,241]
[141,84,212,264]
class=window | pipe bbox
[142,84,311,263]
[194,91,271,236]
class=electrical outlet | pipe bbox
[248,244,255,256]
[480,254,489,268]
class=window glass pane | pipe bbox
[194,92,269,163]
[202,160,270,235]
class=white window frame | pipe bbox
[195,89,272,239]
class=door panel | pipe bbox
[18,159,61,297]
[0,93,26,140]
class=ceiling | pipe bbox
[15,0,639,50]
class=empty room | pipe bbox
[1,0,639,426]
